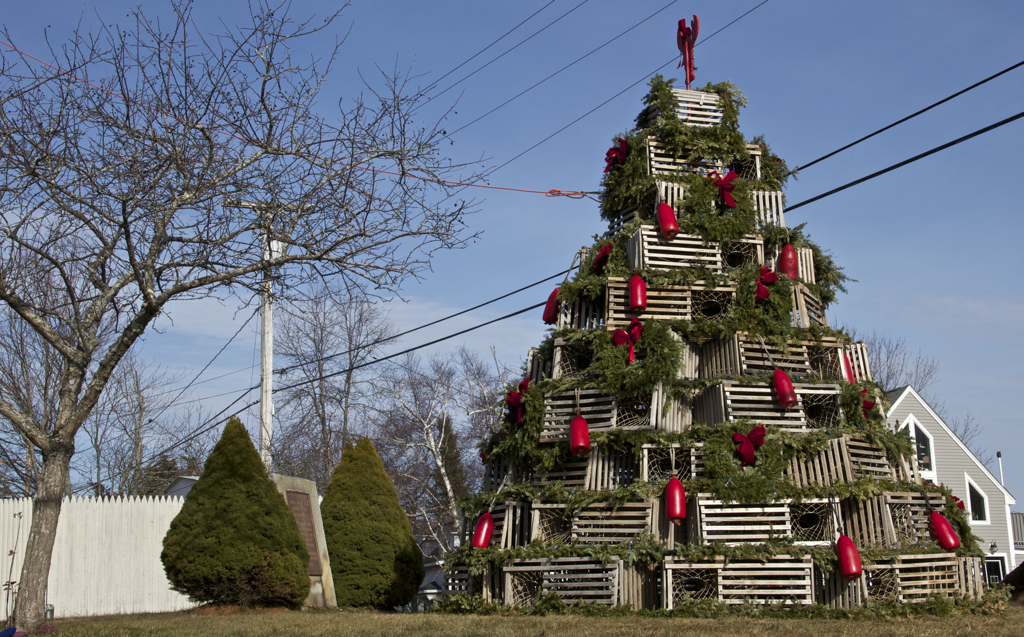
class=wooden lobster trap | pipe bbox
[815,565,869,609]
[573,500,656,544]
[785,434,918,489]
[699,332,812,379]
[531,456,590,488]
[551,337,595,380]
[587,445,641,490]
[641,443,705,483]
[619,561,662,610]
[645,137,727,178]
[446,562,503,603]
[503,557,623,607]
[751,190,785,228]
[865,554,976,602]
[805,338,875,384]
[626,226,724,273]
[792,283,828,328]
[692,381,843,432]
[639,88,724,128]
[841,491,945,549]
[526,346,551,384]
[540,385,689,443]
[483,456,529,492]
[663,555,815,607]
[605,277,737,331]
[691,494,792,545]
[719,235,765,271]
[606,180,686,236]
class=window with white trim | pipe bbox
[900,416,934,475]
[968,480,988,522]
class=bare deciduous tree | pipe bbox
[0,2,479,627]
[842,328,940,397]
[272,284,396,491]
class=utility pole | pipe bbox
[225,199,297,470]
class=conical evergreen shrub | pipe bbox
[322,437,424,608]
[161,416,309,607]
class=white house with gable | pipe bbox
[886,385,1019,580]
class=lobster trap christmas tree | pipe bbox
[445,45,985,610]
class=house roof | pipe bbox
[887,385,1015,503]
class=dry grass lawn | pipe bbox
[47,605,1024,637]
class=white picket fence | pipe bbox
[1,496,195,618]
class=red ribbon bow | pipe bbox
[676,16,699,89]
[733,425,766,466]
[611,318,644,365]
[604,138,629,173]
[951,495,966,510]
[755,265,780,301]
[709,170,737,208]
[505,378,531,424]
[592,241,615,273]
[860,389,876,419]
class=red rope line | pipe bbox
[0,39,599,200]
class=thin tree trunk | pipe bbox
[14,444,72,630]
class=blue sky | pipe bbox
[4,1,1022,502]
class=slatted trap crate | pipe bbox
[865,554,968,602]
[699,332,812,379]
[692,381,842,432]
[664,556,815,607]
[720,236,765,271]
[751,190,785,228]
[792,283,828,328]
[531,502,572,544]
[806,337,851,382]
[606,180,686,236]
[587,445,640,490]
[555,296,605,331]
[532,456,590,488]
[551,337,594,380]
[605,277,737,330]
[541,385,689,443]
[573,500,655,544]
[645,138,726,178]
[642,443,704,482]
[640,88,724,128]
[626,226,723,273]
[785,434,917,489]
[692,494,792,544]
[957,556,986,600]
[847,342,873,382]
[815,566,869,609]
[503,557,622,607]
[841,491,945,549]
[526,347,551,384]
[732,145,763,182]
[620,561,662,610]
[446,562,503,602]
[483,456,526,492]
[475,500,531,550]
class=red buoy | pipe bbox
[836,535,863,580]
[471,512,494,548]
[778,244,799,280]
[772,369,799,410]
[629,275,647,313]
[542,288,560,325]
[656,202,679,240]
[929,511,961,551]
[570,414,591,457]
[666,476,686,525]
[841,351,856,383]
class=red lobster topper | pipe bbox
[604,138,629,173]
[611,317,644,365]
[709,170,738,208]
[733,424,766,466]
[677,15,699,90]
[755,265,780,301]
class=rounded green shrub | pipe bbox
[161,416,309,607]
[322,437,425,608]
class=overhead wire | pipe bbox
[795,58,1024,171]
[420,0,594,108]
[785,107,1024,214]
[420,0,559,95]
[444,0,680,138]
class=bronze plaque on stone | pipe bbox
[286,490,323,576]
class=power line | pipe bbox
[796,59,1024,172]
[484,0,771,177]
[275,267,572,376]
[421,0,594,108]
[151,301,546,458]
[786,107,1024,213]
[445,0,680,138]
[421,1,559,95]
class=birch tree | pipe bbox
[0,2,479,627]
